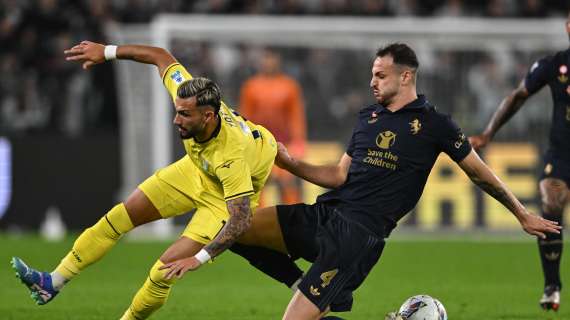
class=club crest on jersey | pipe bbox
[559,65,568,83]
[409,118,421,135]
[376,131,396,149]
[170,70,185,84]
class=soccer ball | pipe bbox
[397,294,447,320]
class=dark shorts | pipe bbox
[277,203,385,312]
[540,151,570,187]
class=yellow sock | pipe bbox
[55,203,134,279]
[120,260,176,320]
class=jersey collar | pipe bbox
[376,94,428,114]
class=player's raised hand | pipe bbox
[159,256,202,280]
[64,41,106,70]
[519,212,562,239]
[468,134,491,151]
[275,142,294,169]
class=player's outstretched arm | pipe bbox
[64,40,176,76]
[458,150,561,238]
[275,142,351,189]
[468,81,530,150]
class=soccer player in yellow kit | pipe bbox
[11,40,277,320]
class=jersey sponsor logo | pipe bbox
[409,118,422,135]
[376,131,396,149]
[364,149,398,170]
[309,285,321,296]
[170,70,185,84]
[220,160,234,169]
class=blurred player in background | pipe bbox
[240,47,307,204]
[470,11,570,311]
[11,40,281,320]
[163,43,562,320]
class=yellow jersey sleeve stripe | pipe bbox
[224,190,255,201]
[161,63,182,84]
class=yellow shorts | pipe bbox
[138,127,276,244]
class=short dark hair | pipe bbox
[177,77,222,114]
[376,43,419,70]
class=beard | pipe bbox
[178,126,197,139]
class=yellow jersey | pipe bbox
[162,63,274,201]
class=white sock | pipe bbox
[50,271,69,291]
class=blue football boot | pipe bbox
[11,257,58,305]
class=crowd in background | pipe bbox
[0,0,567,140]
[170,41,552,142]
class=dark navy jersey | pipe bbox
[524,47,570,160]
[317,95,472,238]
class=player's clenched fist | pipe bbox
[275,142,294,169]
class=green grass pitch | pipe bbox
[1,233,568,319]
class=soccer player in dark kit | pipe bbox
[163,43,561,319]
[470,12,570,312]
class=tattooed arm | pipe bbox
[468,81,530,150]
[458,150,560,238]
[203,196,252,257]
[160,196,252,279]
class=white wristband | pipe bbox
[104,45,118,60]
[195,249,212,265]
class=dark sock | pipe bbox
[538,213,563,289]
[230,243,303,288]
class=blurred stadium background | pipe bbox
[1,0,569,234]
[1,1,570,319]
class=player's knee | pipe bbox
[149,260,177,288]
[106,203,135,235]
